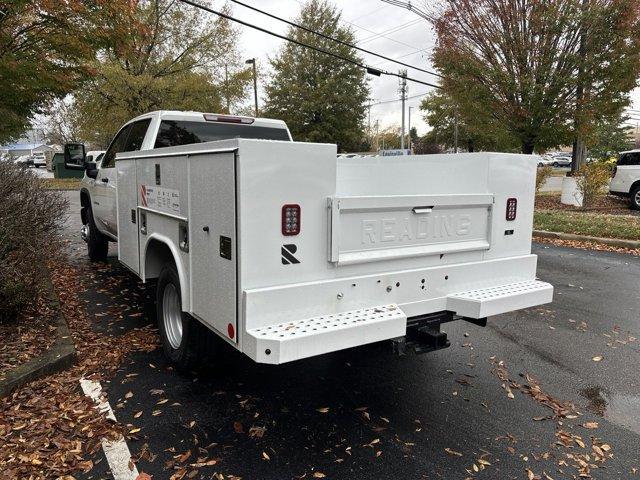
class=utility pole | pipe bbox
[366,98,375,150]
[398,70,407,151]
[453,108,459,153]
[224,64,230,114]
[408,106,412,154]
[245,58,258,117]
[375,119,379,152]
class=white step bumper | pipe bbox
[244,304,407,364]
[446,280,553,318]
[244,280,552,364]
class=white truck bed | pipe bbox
[116,140,552,364]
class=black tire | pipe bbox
[553,162,559,167]
[538,163,543,167]
[156,263,214,370]
[86,206,109,261]
[630,185,640,211]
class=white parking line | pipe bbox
[80,378,140,480]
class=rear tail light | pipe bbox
[282,204,301,235]
[203,114,254,124]
[506,198,517,221]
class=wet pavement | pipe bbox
[61,192,640,480]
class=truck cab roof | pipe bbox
[129,110,290,136]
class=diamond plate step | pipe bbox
[245,304,407,364]
[447,280,553,319]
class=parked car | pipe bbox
[550,155,572,168]
[31,151,47,168]
[14,154,33,168]
[609,149,640,209]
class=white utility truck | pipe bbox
[67,110,553,368]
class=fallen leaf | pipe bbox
[592,356,603,362]
[582,422,599,429]
[316,407,330,413]
[313,473,326,478]
[136,473,153,480]
[262,451,270,461]
[445,448,463,457]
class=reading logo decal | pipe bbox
[281,244,300,265]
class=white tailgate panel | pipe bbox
[330,194,493,265]
[116,160,140,274]
[189,152,237,341]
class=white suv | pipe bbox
[609,149,640,209]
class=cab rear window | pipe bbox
[154,120,290,148]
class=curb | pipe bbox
[0,277,76,398]
[533,230,640,249]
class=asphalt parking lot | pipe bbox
[61,193,640,480]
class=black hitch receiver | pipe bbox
[391,311,487,355]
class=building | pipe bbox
[0,143,55,158]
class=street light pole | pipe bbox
[408,106,412,154]
[245,58,258,117]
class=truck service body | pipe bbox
[76,110,553,366]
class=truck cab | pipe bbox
[76,111,292,260]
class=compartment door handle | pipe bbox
[412,206,433,214]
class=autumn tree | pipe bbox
[0,0,132,143]
[428,0,640,155]
[263,0,369,152]
[74,0,251,146]
[420,90,518,152]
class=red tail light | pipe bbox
[282,204,301,235]
[506,198,517,221]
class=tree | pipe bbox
[263,0,369,152]
[420,90,518,152]
[587,113,635,160]
[43,98,83,146]
[428,0,640,154]
[74,0,251,146]
[0,0,132,143]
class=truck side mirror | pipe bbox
[64,143,86,170]
[84,161,98,179]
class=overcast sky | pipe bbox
[212,0,640,137]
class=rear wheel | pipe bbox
[86,206,109,261]
[156,263,214,370]
[553,162,559,167]
[630,185,640,210]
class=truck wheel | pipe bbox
[630,185,640,210]
[156,263,212,370]
[86,206,109,261]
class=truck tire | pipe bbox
[630,185,640,210]
[156,263,212,370]
[86,206,109,261]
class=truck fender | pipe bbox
[142,234,190,312]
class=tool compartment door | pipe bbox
[188,152,237,341]
[329,194,494,265]
[116,159,140,274]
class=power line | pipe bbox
[176,0,442,90]
[357,19,422,45]
[370,91,430,106]
[381,0,430,21]
[227,0,443,79]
